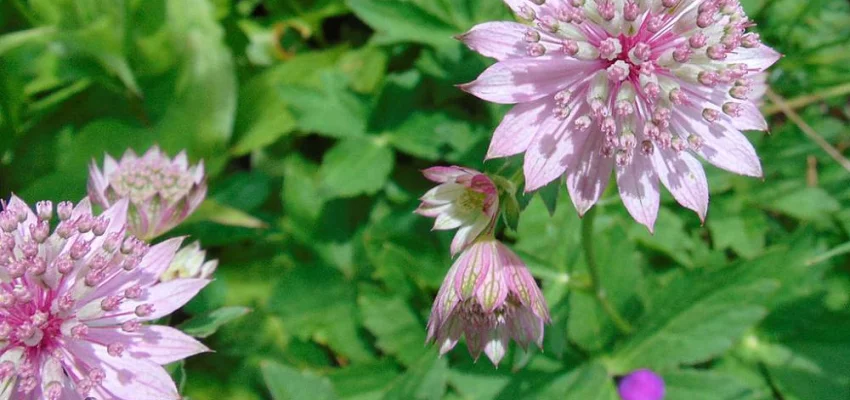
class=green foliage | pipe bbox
[2,0,850,399]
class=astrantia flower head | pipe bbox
[427,238,550,366]
[618,369,666,400]
[416,166,499,256]
[0,196,209,399]
[160,241,218,282]
[88,146,207,241]
[459,0,781,230]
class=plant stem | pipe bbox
[766,88,850,174]
[581,207,634,334]
[763,82,850,116]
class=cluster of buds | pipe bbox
[417,166,550,365]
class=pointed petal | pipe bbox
[726,44,781,72]
[673,112,762,177]
[460,57,600,104]
[65,341,181,400]
[523,103,591,191]
[87,161,110,207]
[730,101,768,131]
[450,215,489,256]
[422,166,473,183]
[86,325,210,365]
[651,148,709,221]
[616,152,661,232]
[459,22,543,61]
[85,279,210,326]
[483,325,510,366]
[565,130,614,215]
[487,99,551,159]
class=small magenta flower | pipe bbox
[160,241,218,281]
[618,369,666,400]
[427,238,550,366]
[88,146,207,241]
[0,196,209,399]
[459,0,781,230]
[416,166,499,256]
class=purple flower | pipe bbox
[459,0,781,230]
[160,241,218,281]
[427,238,550,366]
[618,369,666,400]
[0,196,209,399]
[88,146,207,241]
[415,166,499,256]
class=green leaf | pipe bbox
[339,46,389,94]
[609,259,782,373]
[346,0,459,49]
[268,263,375,363]
[0,27,55,57]
[568,223,643,352]
[329,362,402,400]
[262,361,338,400]
[280,72,369,139]
[358,287,427,366]
[382,351,449,400]
[753,298,850,400]
[708,213,768,259]
[765,187,840,223]
[537,362,618,400]
[154,0,237,174]
[663,369,764,400]
[318,137,394,198]
[230,107,296,155]
[178,306,252,338]
[187,199,268,229]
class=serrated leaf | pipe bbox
[268,263,374,363]
[329,362,402,400]
[281,72,369,138]
[178,306,252,338]
[347,0,459,49]
[319,137,394,198]
[537,362,618,400]
[262,361,338,400]
[609,263,781,373]
[358,288,427,366]
[663,369,763,400]
[382,351,449,400]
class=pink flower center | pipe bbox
[519,0,763,166]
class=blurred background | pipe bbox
[1,0,849,399]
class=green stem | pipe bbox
[581,207,634,334]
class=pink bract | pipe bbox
[427,239,550,366]
[459,0,780,230]
[0,196,209,399]
[88,146,207,241]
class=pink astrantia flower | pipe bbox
[459,0,781,230]
[0,196,209,399]
[416,167,499,256]
[88,146,207,241]
[427,238,550,366]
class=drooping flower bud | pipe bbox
[415,166,498,256]
[427,238,550,366]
